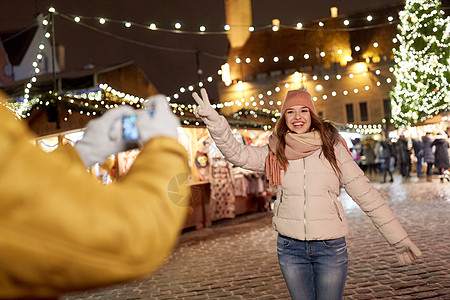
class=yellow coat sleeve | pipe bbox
[0,106,190,298]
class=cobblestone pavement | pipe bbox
[62,174,450,300]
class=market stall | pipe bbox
[34,125,274,230]
[177,126,273,229]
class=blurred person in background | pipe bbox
[432,131,450,183]
[380,140,395,183]
[422,132,435,182]
[0,91,190,299]
[397,135,411,178]
[362,140,376,176]
[412,137,424,178]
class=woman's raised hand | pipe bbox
[192,88,221,126]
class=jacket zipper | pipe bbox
[303,158,307,240]
[276,190,283,216]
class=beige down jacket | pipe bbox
[207,116,408,245]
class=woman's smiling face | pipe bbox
[284,105,312,134]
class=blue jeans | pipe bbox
[277,234,348,300]
[416,156,423,176]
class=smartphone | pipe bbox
[122,114,139,148]
[146,100,155,117]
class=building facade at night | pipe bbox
[219,2,403,134]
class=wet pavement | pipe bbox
[62,173,450,299]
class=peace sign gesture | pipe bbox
[192,88,221,126]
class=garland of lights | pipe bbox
[9,10,393,130]
[13,11,393,119]
[7,71,387,133]
[22,14,52,103]
[5,6,405,134]
[168,67,392,111]
[52,8,399,35]
[390,0,450,127]
[42,7,397,107]
[52,8,400,65]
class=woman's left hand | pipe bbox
[394,237,422,265]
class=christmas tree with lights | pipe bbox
[390,0,450,127]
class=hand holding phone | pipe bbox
[122,114,140,149]
[144,98,156,117]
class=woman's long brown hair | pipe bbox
[274,111,342,176]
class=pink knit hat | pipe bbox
[281,89,316,115]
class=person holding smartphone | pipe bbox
[0,91,190,299]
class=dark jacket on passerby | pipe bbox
[390,141,398,164]
[380,141,393,170]
[422,135,435,164]
[412,138,423,158]
[397,137,410,164]
[432,136,450,169]
[396,137,411,177]
[364,144,375,165]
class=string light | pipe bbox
[165,63,391,119]
[51,7,398,35]
[7,6,426,132]
[10,29,394,129]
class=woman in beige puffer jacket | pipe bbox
[192,88,421,300]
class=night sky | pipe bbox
[1,0,409,102]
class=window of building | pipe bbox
[359,102,368,122]
[345,103,354,123]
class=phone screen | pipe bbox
[146,101,155,117]
[122,114,139,145]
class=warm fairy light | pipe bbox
[236,81,245,91]
[221,63,231,86]
[293,72,302,83]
